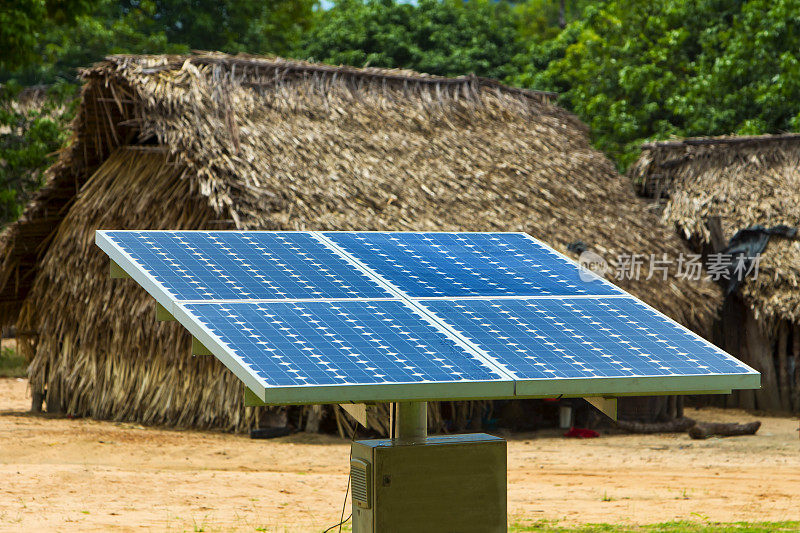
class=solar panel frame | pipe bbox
[96,229,759,404]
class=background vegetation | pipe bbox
[2,0,799,225]
[0,82,76,225]
[0,344,26,377]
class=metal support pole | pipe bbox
[395,401,427,441]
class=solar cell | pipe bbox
[98,231,392,302]
[176,300,513,403]
[422,297,759,395]
[323,232,622,298]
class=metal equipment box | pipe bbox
[350,433,507,533]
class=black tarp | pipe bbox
[718,224,797,295]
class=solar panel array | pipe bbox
[97,230,759,404]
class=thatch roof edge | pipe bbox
[87,52,558,102]
[642,133,800,149]
[627,134,800,325]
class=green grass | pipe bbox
[0,346,26,378]
[509,520,800,532]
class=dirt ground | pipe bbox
[1,378,799,532]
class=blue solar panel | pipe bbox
[323,232,622,298]
[181,300,506,387]
[97,229,759,402]
[102,231,391,300]
[423,297,754,380]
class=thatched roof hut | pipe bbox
[629,134,800,413]
[0,53,719,431]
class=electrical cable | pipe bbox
[322,424,358,533]
[321,512,351,533]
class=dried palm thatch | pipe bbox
[629,134,800,323]
[17,149,256,427]
[0,53,720,432]
[628,134,800,412]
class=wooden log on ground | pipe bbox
[688,421,761,440]
[615,417,696,434]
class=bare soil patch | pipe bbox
[1,378,798,531]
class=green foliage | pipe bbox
[5,0,800,183]
[0,82,77,226]
[134,0,316,56]
[513,0,594,43]
[7,1,184,85]
[299,0,524,79]
[680,0,800,135]
[0,345,26,378]
[516,0,800,168]
[0,0,91,71]
[2,0,316,84]
[511,21,582,92]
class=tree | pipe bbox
[299,0,524,80]
[0,0,319,226]
[0,0,90,71]
[516,0,800,168]
[679,0,800,135]
[0,82,76,226]
[31,1,186,83]
[2,0,317,84]
[513,0,594,42]
[134,0,316,56]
